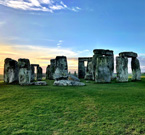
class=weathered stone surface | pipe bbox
[92,49,114,80]
[119,52,137,58]
[4,58,19,83]
[85,61,93,80]
[95,56,112,83]
[68,74,80,82]
[78,61,85,79]
[30,64,39,81]
[53,56,68,80]
[116,57,128,82]
[18,59,31,69]
[30,81,47,86]
[53,80,85,86]
[49,59,56,80]
[107,56,114,79]
[18,59,31,85]
[46,65,50,79]
[53,68,68,80]
[93,49,113,56]
[131,58,141,81]
[92,54,98,80]
[31,65,35,82]
[37,67,43,81]
[78,57,92,79]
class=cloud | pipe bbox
[0,44,80,74]
[0,44,145,75]
[57,40,63,47]
[0,0,81,13]
[0,21,6,27]
[70,7,81,12]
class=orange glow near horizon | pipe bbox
[0,44,78,75]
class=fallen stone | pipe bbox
[53,80,85,86]
[68,74,80,82]
[32,81,47,86]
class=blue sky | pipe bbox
[0,0,145,73]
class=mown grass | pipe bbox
[0,76,145,135]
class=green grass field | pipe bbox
[0,76,145,135]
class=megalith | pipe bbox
[37,67,43,81]
[117,51,141,82]
[116,56,128,82]
[50,59,56,80]
[119,52,138,58]
[78,57,92,79]
[53,56,68,80]
[92,49,114,82]
[95,56,112,83]
[31,65,35,82]
[85,60,93,80]
[4,58,19,83]
[78,60,85,79]
[131,58,141,81]
[18,58,31,85]
[46,65,50,79]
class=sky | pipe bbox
[0,0,145,74]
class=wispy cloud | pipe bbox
[0,0,81,13]
[57,40,63,48]
[71,7,81,12]
[0,44,80,74]
[0,21,6,27]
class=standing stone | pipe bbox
[95,56,112,83]
[46,65,50,79]
[53,56,68,80]
[49,59,56,80]
[31,65,35,82]
[78,57,92,79]
[4,58,19,83]
[92,49,114,81]
[131,58,141,81]
[107,56,114,78]
[85,60,93,80]
[37,67,43,81]
[18,59,31,85]
[116,57,128,82]
[78,60,85,79]
[92,54,99,80]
